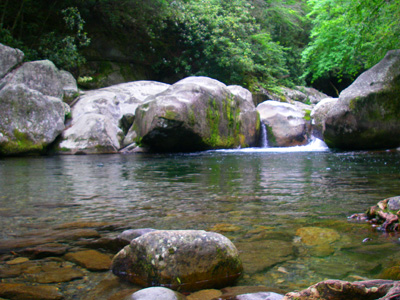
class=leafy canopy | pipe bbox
[302,0,400,82]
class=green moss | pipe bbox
[164,110,178,120]
[0,130,44,155]
[303,109,311,121]
[265,125,276,146]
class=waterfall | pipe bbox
[260,122,269,148]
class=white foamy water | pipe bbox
[216,137,329,153]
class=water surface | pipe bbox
[1,147,400,294]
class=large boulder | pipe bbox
[0,60,78,100]
[0,84,66,155]
[0,51,77,156]
[59,81,169,154]
[0,43,24,78]
[111,230,243,292]
[257,101,311,147]
[320,50,400,150]
[133,77,259,152]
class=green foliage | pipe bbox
[155,0,308,90]
[0,1,90,73]
[302,0,400,82]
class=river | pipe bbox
[1,143,400,297]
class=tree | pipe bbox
[302,0,400,83]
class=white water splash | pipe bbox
[217,136,329,153]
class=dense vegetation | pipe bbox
[1,0,399,94]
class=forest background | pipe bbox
[1,0,399,96]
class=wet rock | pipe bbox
[28,266,84,283]
[112,230,243,291]
[65,249,112,271]
[387,196,400,211]
[6,257,29,265]
[282,279,398,300]
[209,224,242,233]
[220,287,286,300]
[53,221,113,229]
[233,292,284,300]
[84,237,130,253]
[117,228,157,243]
[18,243,68,259]
[85,273,139,300]
[127,287,186,300]
[0,283,64,300]
[379,266,400,280]
[0,228,100,253]
[257,101,310,147]
[237,240,293,273]
[366,196,400,231]
[296,227,340,246]
[187,289,222,300]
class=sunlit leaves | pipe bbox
[302,0,400,82]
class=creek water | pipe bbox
[1,144,400,295]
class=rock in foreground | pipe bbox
[283,279,400,300]
[111,230,243,292]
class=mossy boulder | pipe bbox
[133,76,259,152]
[111,230,243,292]
[319,49,400,150]
[0,84,66,156]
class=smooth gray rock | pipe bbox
[257,100,310,147]
[112,230,242,292]
[387,196,400,211]
[59,81,169,154]
[117,228,157,243]
[0,43,24,79]
[133,76,259,152]
[235,292,284,300]
[126,287,186,300]
[311,98,339,139]
[0,60,75,100]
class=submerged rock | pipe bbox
[0,283,64,300]
[65,249,111,271]
[111,230,243,291]
[283,279,399,300]
[133,76,259,152]
[317,49,400,150]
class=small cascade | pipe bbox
[260,122,269,148]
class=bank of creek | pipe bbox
[1,148,400,299]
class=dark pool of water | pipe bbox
[1,148,400,294]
